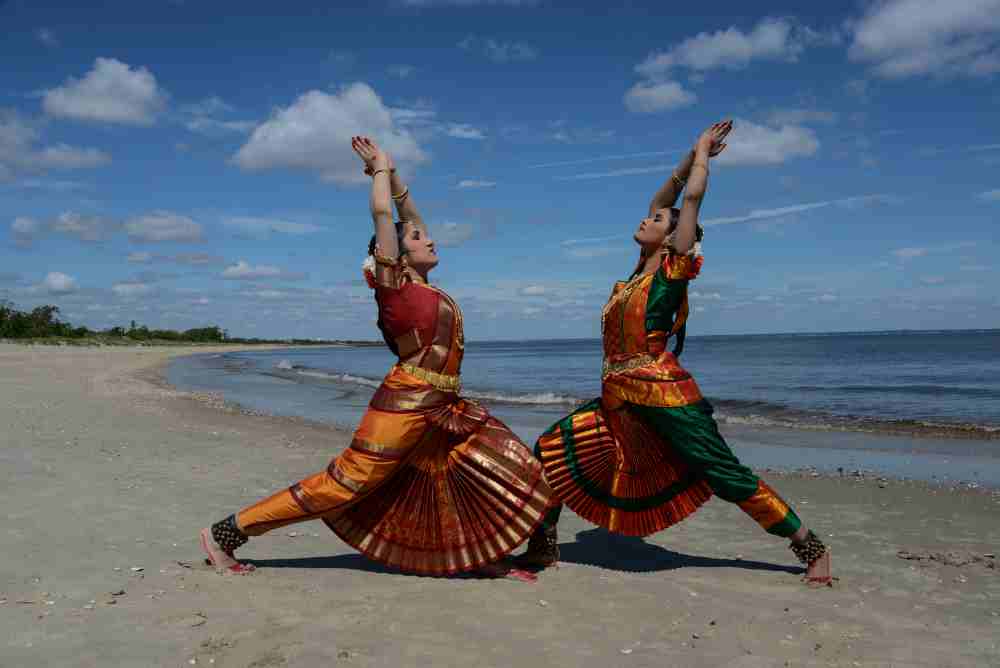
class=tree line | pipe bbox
[0,301,226,342]
[0,301,375,346]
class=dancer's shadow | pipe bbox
[556,528,802,575]
[243,527,801,576]
[244,554,524,579]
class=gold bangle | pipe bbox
[392,187,409,201]
[691,163,709,172]
[371,168,389,178]
[671,173,686,188]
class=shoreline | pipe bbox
[162,347,1000,491]
[3,343,999,667]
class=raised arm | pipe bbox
[387,159,424,230]
[648,120,731,217]
[672,121,731,255]
[352,136,396,259]
[648,149,695,216]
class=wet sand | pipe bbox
[2,344,998,667]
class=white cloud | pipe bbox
[180,96,255,135]
[222,260,305,281]
[766,109,838,125]
[559,236,627,259]
[233,83,428,185]
[428,222,475,247]
[556,165,670,181]
[624,81,697,113]
[0,110,110,179]
[446,123,486,139]
[112,281,154,298]
[458,36,538,62]
[222,216,323,239]
[32,144,110,169]
[35,28,59,47]
[184,117,256,135]
[125,211,203,243]
[519,285,547,296]
[636,18,814,76]
[50,212,120,241]
[10,211,119,246]
[713,118,819,166]
[42,272,78,294]
[690,291,723,300]
[978,188,1000,201]
[42,58,168,125]
[848,0,1000,78]
[456,179,496,189]
[704,194,901,226]
[11,216,43,247]
[921,275,948,285]
[891,240,976,261]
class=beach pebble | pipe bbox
[692,633,700,639]
[338,650,351,659]
[538,599,548,607]
[111,589,126,596]
[130,567,144,572]
[287,531,298,538]
[620,648,633,655]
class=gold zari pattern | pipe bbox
[399,363,462,392]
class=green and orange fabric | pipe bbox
[536,252,802,539]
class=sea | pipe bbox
[167,330,1000,488]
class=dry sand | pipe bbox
[1,344,998,668]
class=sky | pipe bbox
[2,0,999,341]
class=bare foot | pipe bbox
[199,528,255,574]
[804,550,832,586]
[475,560,537,583]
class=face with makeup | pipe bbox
[633,207,680,252]
[398,221,438,273]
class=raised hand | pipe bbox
[697,120,732,158]
[351,136,389,172]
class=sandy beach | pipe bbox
[2,344,998,668]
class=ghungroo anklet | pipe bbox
[790,530,827,565]
[211,515,248,555]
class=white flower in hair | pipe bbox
[362,254,376,276]
[690,241,703,258]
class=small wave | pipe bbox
[716,411,1000,440]
[293,369,383,389]
[463,389,584,406]
[276,365,583,406]
[792,384,1000,399]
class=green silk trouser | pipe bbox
[537,399,802,538]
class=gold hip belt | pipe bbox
[601,353,656,380]
[398,363,462,393]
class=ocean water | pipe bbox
[166,331,1000,486]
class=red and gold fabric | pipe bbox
[236,261,552,575]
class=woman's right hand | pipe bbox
[696,120,732,157]
[351,136,390,172]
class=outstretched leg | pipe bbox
[632,401,832,584]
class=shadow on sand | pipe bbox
[246,527,802,576]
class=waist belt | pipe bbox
[398,363,462,393]
[601,353,656,380]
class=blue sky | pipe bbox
[2,0,998,340]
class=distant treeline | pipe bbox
[0,301,371,346]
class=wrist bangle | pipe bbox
[671,173,686,188]
[371,168,389,178]
[392,187,409,202]
[691,163,709,172]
